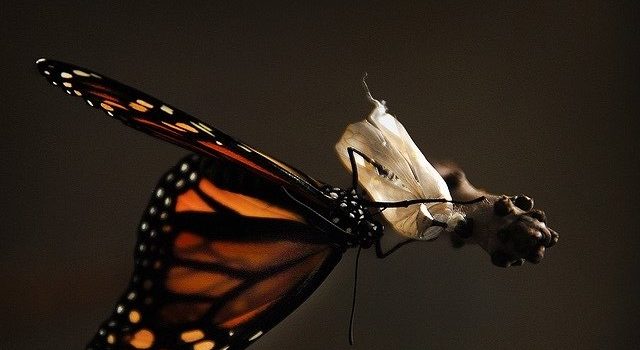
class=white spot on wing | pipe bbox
[238,144,252,153]
[248,331,263,341]
[73,69,91,77]
[60,72,72,79]
[197,122,212,131]
[136,99,154,108]
[191,121,214,136]
[160,105,174,115]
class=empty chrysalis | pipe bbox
[336,91,464,240]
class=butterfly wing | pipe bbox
[35,58,324,200]
[36,59,349,348]
[335,98,459,240]
[86,154,344,350]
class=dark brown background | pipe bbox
[2,2,639,349]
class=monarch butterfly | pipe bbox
[36,59,558,350]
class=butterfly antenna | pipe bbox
[349,246,362,346]
[281,187,352,236]
[364,195,486,209]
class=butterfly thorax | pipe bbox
[321,186,383,249]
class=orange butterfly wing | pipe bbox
[36,59,352,349]
[86,155,344,350]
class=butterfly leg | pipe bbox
[435,163,559,267]
[375,238,417,258]
[346,147,388,190]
